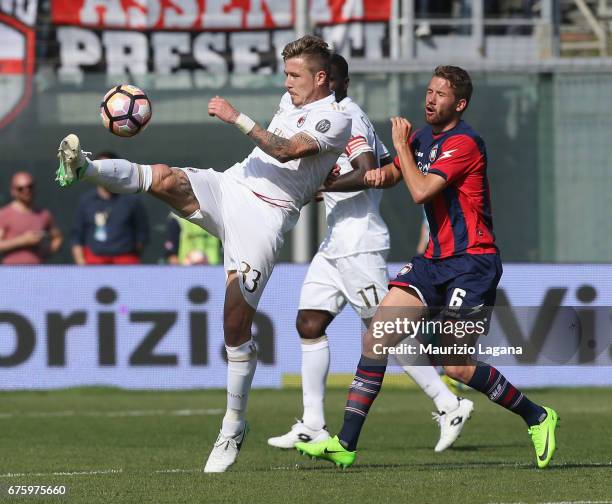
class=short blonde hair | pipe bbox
[282,35,331,75]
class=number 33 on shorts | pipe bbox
[240,261,262,293]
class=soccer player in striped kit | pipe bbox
[296,65,559,469]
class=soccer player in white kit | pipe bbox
[267,54,474,452]
[54,36,351,473]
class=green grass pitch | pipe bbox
[0,387,610,503]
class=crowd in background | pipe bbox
[415,0,538,36]
[1,162,434,266]
[0,158,222,266]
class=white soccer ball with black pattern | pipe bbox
[100,84,152,137]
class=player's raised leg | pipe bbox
[56,134,259,472]
[296,285,425,466]
[55,133,199,217]
[268,309,332,448]
[204,272,258,473]
[444,363,558,468]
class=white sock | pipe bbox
[221,339,257,437]
[403,365,459,413]
[301,335,329,430]
[84,158,152,194]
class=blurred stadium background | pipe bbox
[0,2,611,500]
[1,0,612,393]
[2,0,612,264]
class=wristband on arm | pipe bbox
[235,113,256,135]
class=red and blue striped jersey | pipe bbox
[393,120,497,259]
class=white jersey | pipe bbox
[225,93,351,214]
[318,96,391,259]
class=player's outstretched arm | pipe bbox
[392,117,446,203]
[208,96,320,163]
[363,162,403,189]
[322,151,374,192]
[323,152,400,192]
[322,165,366,192]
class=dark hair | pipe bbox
[330,53,349,79]
[282,35,331,75]
[433,65,473,104]
[95,150,119,160]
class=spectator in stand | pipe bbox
[164,213,222,265]
[416,1,455,37]
[71,151,149,265]
[416,0,433,38]
[0,171,63,264]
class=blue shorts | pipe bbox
[389,253,502,310]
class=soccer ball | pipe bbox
[100,84,152,137]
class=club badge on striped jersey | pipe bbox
[429,144,439,162]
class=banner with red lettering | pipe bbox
[51,0,391,30]
[0,0,392,128]
[50,0,392,80]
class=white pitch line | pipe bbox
[154,469,199,474]
[0,468,201,479]
[0,408,223,419]
[0,469,123,478]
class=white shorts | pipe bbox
[298,250,390,320]
[181,168,297,309]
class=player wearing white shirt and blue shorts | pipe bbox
[267,54,474,452]
[54,36,351,473]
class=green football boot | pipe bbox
[528,406,559,468]
[56,134,90,187]
[295,435,356,468]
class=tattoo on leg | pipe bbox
[174,169,196,200]
[151,168,198,216]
